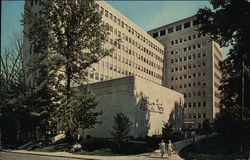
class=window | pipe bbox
[193,19,199,26]
[105,10,108,17]
[175,39,178,44]
[153,32,158,38]
[203,113,206,118]
[198,102,201,107]
[188,103,192,107]
[160,30,166,36]
[95,72,99,80]
[198,113,201,118]
[184,103,187,108]
[203,91,206,96]
[168,27,174,33]
[109,13,113,20]
[176,25,182,31]
[203,102,206,107]
[193,34,196,39]
[184,22,191,28]
[188,36,191,40]
[188,114,192,118]
[171,41,174,45]
[198,44,201,48]
[179,38,183,43]
[193,114,196,118]
[193,102,196,107]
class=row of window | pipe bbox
[171,82,207,90]
[170,62,206,72]
[170,53,206,62]
[107,37,163,63]
[183,91,207,98]
[98,4,164,54]
[171,72,206,81]
[108,51,163,71]
[89,69,162,81]
[170,33,205,46]
[152,19,199,38]
[184,101,206,108]
[100,61,162,80]
[185,113,207,119]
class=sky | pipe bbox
[2,1,226,55]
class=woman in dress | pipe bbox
[167,140,174,157]
[159,140,166,158]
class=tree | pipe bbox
[202,119,212,133]
[197,0,250,149]
[162,122,174,142]
[109,113,132,146]
[57,86,102,140]
[23,0,116,140]
[0,32,57,145]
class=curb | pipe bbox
[2,150,100,160]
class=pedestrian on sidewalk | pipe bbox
[167,140,174,157]
[159,140,166,159]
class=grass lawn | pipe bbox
[179,135,249,160]
[33,137,160,156]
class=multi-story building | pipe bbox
[23,1,185,138]
[88,1,164,85]
[148,16,223,128]
[23,1,164,86]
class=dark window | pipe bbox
[203,102,206,107]
[193,19,199,26]
[184,22,191,29]
[176,25,182,31]
[153,32,158,38]
[105,10,108,17]
[179,38,183,43]
[160,30,166,36]
[168,27,174,33]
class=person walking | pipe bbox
[159,140,166,159]
[167,140,174,157]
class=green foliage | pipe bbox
[197,0,250,148]
[162,122,174,142]
[202,119,211,131]
[109,113,132,144]
[23,0,115,141]
[57,86,102,139]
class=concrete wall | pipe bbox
[84,76,184,138]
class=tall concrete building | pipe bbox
[148,16,223,128]
[23,1,184,138]
[88,1,164,85]
[23,1,165,86]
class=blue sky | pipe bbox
[2,1,223,54]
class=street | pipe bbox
[0,150,183,160]
[0,152,94,160]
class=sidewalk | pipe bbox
[4,149,183,160]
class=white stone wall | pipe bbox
[84,76,184,138]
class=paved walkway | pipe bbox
[3,134,216,160]
[4,149,183,160]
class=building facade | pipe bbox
[148,16,223,128]
[88,1,164,85]
[23,1,165,86]
[85,76,184,138]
